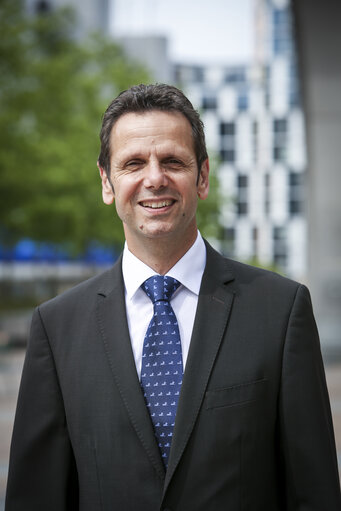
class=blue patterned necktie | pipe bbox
[140,275,183,468]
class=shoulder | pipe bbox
[38,257,123,318]
[204,240,302,298]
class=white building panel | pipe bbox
[205,67,225,87]
[218,166,235,198]
[217,167,235,223]
[203,113,220,152]
[258,113,273,167]
[287,110,307,170]
[218,87,237,118]
[249,173,264,221]
[272,0,289,9]
[270,166,288,222]
[249,86,264,115]
[235,220,253,260]
[185,85,202,111]
[287,218,307,280]
[257,221,273,264]
[270,58,289,116]
[236,115,253,168]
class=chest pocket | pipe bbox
[205,378,268,410]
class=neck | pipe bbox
[126,231,197,275]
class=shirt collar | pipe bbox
[122,232,206,300]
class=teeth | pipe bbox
[141,200,173,208]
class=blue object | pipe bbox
[140,275,183,468]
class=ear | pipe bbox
[98,161,114,205]
[197,158,210,200]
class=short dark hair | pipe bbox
[98,83,208,175]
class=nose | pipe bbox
[143,160,168,189]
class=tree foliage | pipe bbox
[0,0,150,252]
[0,0,223,254]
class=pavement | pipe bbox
[0,349,340,509]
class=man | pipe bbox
[6,84,341,510]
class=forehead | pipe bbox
[109,110,195,158]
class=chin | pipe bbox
[141,227,175,239]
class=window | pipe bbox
[289,172,305,216]
[289,172,303,186]
[238,175,248,188]
[273,147,286,162]
[237,91,248,111]
[224,69,246,85]
[289,201,302,215]
[273,226,287,267]
[237,174,248,216]
[220,149,235,163]
[272,8,292,57]
[220,122,236,163]
[289,59,300,107]
[237,202,248,215]
[264,173,271,215]
[252,227,258,258]
[274,119,287,132]
[252,121,258,163]
[202,95,217,111]
[220,122,235,136]
[223,228,235,256]
[273,118,287,163]
[174,65,204,84]
[35,0,51,13]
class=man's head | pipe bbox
[98,83,208,178]
[98,84,210,264]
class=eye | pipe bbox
[125,159,144,169]
[163,158,183,167]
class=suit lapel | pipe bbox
[95,258,165,481]
[163,243,235,493]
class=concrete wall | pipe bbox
[292,0,341,350]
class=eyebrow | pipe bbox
[114,147,192,164]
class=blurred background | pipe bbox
[1,0,340,506]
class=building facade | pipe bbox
[175,0,306,281]
[23,0,307,282]
[25,0,110,38]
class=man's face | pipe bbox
[99,110,209,252]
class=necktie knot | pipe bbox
[141,275,180,304]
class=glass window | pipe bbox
[202,96,217,111]
[220,149,235,162]
[289,172,305,216]
[274,119,287,133]
[273,118,287,163]
[238,175,248,188]
[237,92,248,111]
[237,202,248,216]
[220,122,235,136]
[273,226,287,266]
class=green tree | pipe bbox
[196,152,224,241]
[0,0,224,254]
[0,0,150,252]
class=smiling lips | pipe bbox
[140,199,175,209]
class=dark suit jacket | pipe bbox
[5,242,341,510]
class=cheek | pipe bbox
[112,178,133,201]
[112,180,139,217]
[183,181,200,202]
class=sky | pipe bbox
[110,0,254,65]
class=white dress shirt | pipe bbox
[122,232,206,378]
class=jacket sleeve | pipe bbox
[5,307,78,511]
[279,284,341,509]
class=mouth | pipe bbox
[139,199,175,210]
